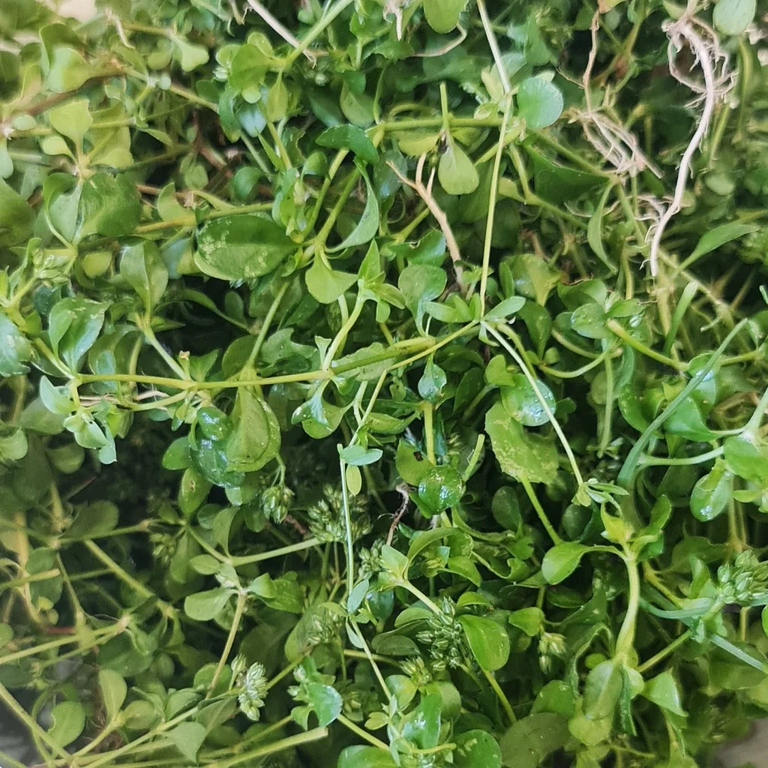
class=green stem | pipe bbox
[423,402,436,464]
[599,355,614,456]
[83,540,176,618]
[209,728,329,768]
[615,553,640,662]
[283,0,356,66]
[487,323,584,487]
[231,537,322,566]
[638,446,723,467]
[208,591,247,695]
[246,282,289,370]
[338,714,389,750]
[340,457,355,594]
[638,630,692,674]
[618,320,748,486]
[480,94,513,317]
[401,581,442,617]
[0,681,69,760]
[481,667,517,725]
[520,477,561,545]
[606,320,687,371]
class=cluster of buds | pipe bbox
[260,484,295,524]
[538,632,567,674]
[415,598,466,671]
[235,657,269,722]
[717,551,768,605]
[307,484,371,543]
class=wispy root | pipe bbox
[387,155,465,288]
[647,9,736,275]
[572,13,658,178]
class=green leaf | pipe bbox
[642,671,687,716]
[509,607,545,637]
[47,701,86,747]
[517,78,564,130]
[724,437,768,484]
[48,298,107,371]
[225,388,281,472]
[120,241,169,313]
[338,746,397,768]
[47,47,93,93]
[418,464,464,514]
[99,669,127,722]
[528,148,605,205]
[305,256,358,304]
[484,296,526,321]
[423,0,468,34]
[584,659,622,719]
[399,263,448,333]
[713,0,756,35]
[173,36,209,72]
[459,614,510,671]
[196,215,295,280]
[305,682,343,726]
[587,184,616,272]
[500,713,570,768]
[485,402,558,484]
[500,374,556,427]
[438,140,479,196]
[78,173,142,239]
[541,542,590,584]
[184,587,232,621]
[418,357,447,402]
[316,125,378,164]
[0,178,35,246]
[0,312,32,376]
[167,722,207,762]
[48,98,92,151]
[688,222,758,262]
[402,692,441,749]
[339,444,383,466]
[454,729,502,768]
[690,459,733,522]
[328,163,379,252]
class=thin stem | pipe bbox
[231,537,321,566]
[283,0,355,66]
[480,94,513,317]
[208,591,247,695]
[337,714,389,750]
[638,446,723,467]
[638,630,691,674]
[340,457,355,594]
[209,728,329,768]
[487,323,584,487]
[481,667,517,724]
[606,320,687,371]
[521,477,561,545]
[246,282,289,369]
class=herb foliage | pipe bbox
[0,0,768,767]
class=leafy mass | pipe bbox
[1,0,768,767]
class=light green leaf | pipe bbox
[47,701,86,747]
[398,263,447,333]
[47,47,92,93]
[225,388,281,472]
[196,214,295,280]
[438,140,479,196]
[485,402,558,484]
[0,312,32,376]
[167,722,207,762]
[541,542,590,584]
[184,587,232,621]
[459,614,510,671]
[120,240,168,313]
[328,163,379,252]
[454,729,502,768]
[423,0,468,34]
[338,746,397,768]
[99,669,127,722]
[584,659,622,719]
[173,36,209,72]
[642,671,687,716]
[690,459,733,522]
[688,222,758,262]
[317,125,378,164]
[305,256,358,304]
[48,98,92,150]
[517,78,564,130]
[500,374,556,427]
[713,0,756,35]
[500,713,570,768]
[0,178,35,246]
